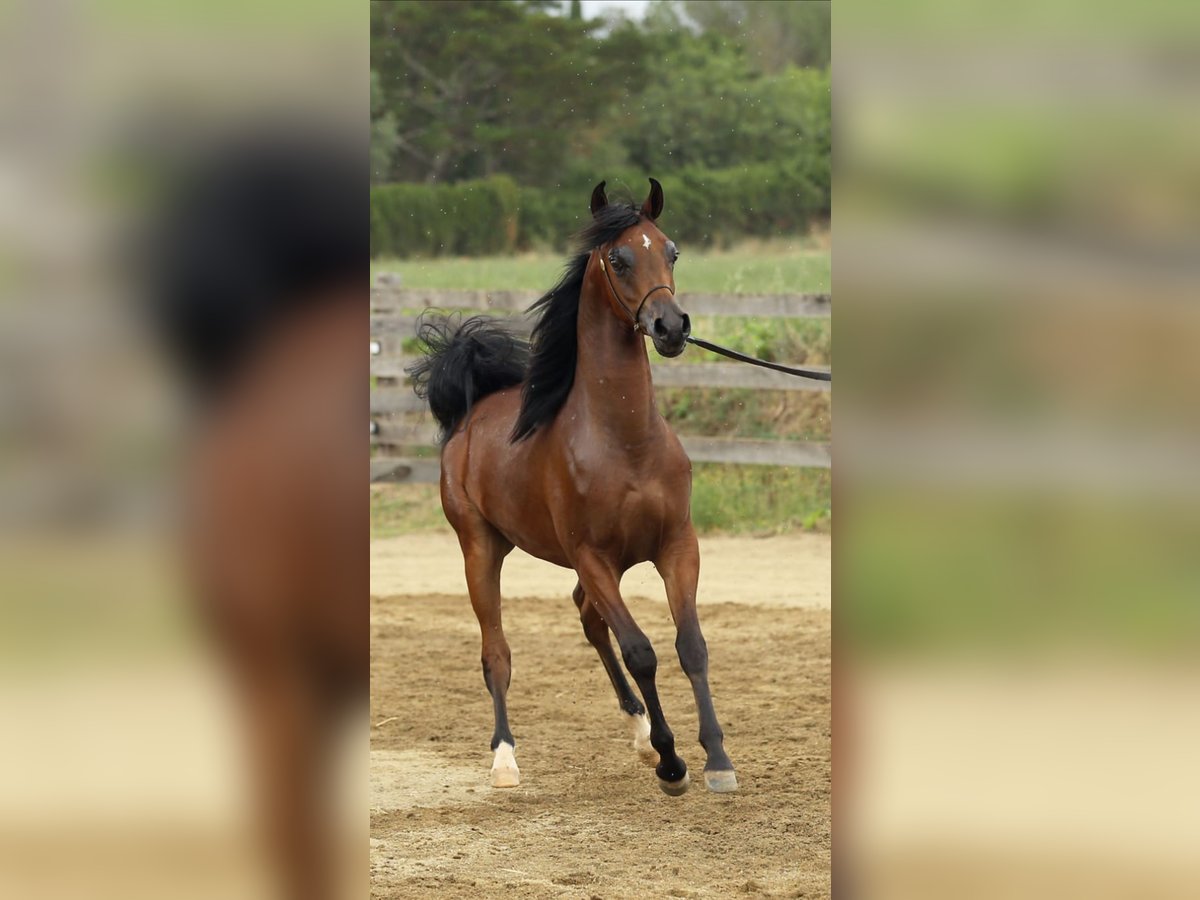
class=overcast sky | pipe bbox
[580,0,651,21]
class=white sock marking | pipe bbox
[627,712,653,756]
[491,741,519,787]
[492,740,517,770]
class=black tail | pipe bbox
[406,314,529,442]
[140,127,361,403]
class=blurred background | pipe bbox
[837,1,1200,897]
[0,2,364,898]
[369,0,832,540]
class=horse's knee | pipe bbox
[481,647,511,690]
[621,635,657,681]
[481,641,510,666]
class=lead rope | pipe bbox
[596,250,830,382]
[685,336,831,381]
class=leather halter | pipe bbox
[595,248,674,335]
[591,248,830,381]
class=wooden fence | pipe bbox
[370,286,830,483]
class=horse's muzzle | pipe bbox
[643,298,690,358]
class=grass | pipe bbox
[690,464,830,534]
[679,315,830,366]
[659,387,831,442]
[372,235,830,295]
[844,487,1200,657]
[370,483,450,539]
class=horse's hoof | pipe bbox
[704,769,739,793]
[490,766,520,788]
[490,741,520,788]
[657,770,690,796]
[627,713,656,766]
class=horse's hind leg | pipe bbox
[572,582,654,765]
[455,518,518,786]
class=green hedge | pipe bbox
[370,175,520,257]
[371,162,828,259]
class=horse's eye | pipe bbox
[666,241,680,265]
[608,246,633,273]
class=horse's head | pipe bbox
[590,178,690,358]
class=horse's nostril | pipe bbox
[653,318,668,337]
[681,313,691,336]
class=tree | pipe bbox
[619,30,829,174]
[368,0,829,188]
[371,0,628,183]
[681,0,830,72]
[370,70,398,184]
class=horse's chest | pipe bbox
[612,478,664,521]
[568,452,658,506]
[558,433,689,552]
[570,466,673,536]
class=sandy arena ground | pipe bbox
[370,533,831,899]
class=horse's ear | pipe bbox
[641,177,664,220]
[590,180,608,217]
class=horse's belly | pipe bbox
[506,534,572,569]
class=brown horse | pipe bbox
[410,179,736,795]
[147,131,364,899]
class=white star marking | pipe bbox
[642,233,652,250]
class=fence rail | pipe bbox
[370,439,831,484]
[370,286,830,482]
[370,358,830,393]
[371,287,831,319]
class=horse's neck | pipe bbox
[569,272,659,445]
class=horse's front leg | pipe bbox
[658,529,738,792]
[575,549,690,795]
[572,581,655,765]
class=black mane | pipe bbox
[510,203,643,441]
